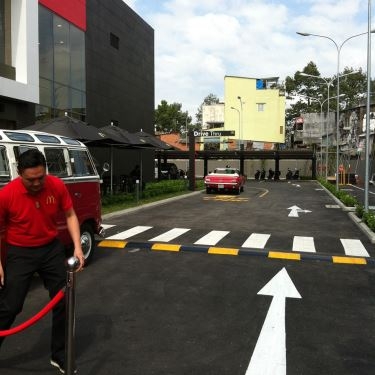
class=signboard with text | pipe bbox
[193,130,235,137]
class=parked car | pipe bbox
[204,167,246,194]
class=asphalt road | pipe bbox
[1,180,375,375]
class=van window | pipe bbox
[14,146,37,161]
[45,148,69,177]
[69,149,96,176]
[0,147,10,182]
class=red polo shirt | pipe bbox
[0,175,73,247]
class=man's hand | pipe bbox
[73,247,85,271]
[0,261,4,288]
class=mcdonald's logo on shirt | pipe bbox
[46,195,56,205]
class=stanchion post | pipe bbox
[135,179,139,203]
[65,257,80,375]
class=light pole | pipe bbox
[300,71,358,180]
[230,106,240,150]
[296,94,344,178]
[237,96,244,150]
[297,31,371,190]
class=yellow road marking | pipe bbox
[268,251,301,260]
[152,243,181,252]
[208,247,239,255]
[98,240,127,248]
[332,256,367,265]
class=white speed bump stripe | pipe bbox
[106,225,152,240]
[293,236,315,253]
[340,239,370,257]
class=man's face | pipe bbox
[20,165,46,194]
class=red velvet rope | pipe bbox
[0,289,65,337]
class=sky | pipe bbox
[124,0,373,119]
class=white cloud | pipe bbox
[124,0,373,118]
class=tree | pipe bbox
[285,61,367,122]
[195,93,220,126]
[154,100,191,133]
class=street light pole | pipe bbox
[300,71,358,180]
[237,96,244,150]
[296,93,344,178]
[230,106,240,150]
[297,31,370,190]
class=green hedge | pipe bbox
[102,179,204,208]
[318,177,375,231]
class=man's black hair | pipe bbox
[17,149,46,173]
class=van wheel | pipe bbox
[80,223,95,264]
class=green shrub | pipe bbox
[363,211,375,231]
[356,204,365,218]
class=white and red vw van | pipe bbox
[0,129,103,264]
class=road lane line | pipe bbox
[149,228,190,242]
[106,225,152,240]
[242,233,270,249]
[293,236,315,253]
[194,230,229,245]
[340,239,370,257]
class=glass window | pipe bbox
[257,103,265,112]
[54,16,70,86]
[13,146,37,161]
[39,6,53,80]
[35,134,61,144]
[45,148,68,177]
[69,149,96,176]
[38,5,86,122]
[70,26,85,91]
[5,132,35,142]
[0,146,10,182]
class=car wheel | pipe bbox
[80,223,95,264]
[206,187,211,194]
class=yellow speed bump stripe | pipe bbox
[151,243,181,252]
[208,247,239,256]
[268,251,301,261]
[332,256,367,265]
[98,240,127,248]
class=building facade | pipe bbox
[224,75,285,150]
[0,0,154,133]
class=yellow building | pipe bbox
[224,76,285,149]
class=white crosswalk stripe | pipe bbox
[149,228,191,242]
[106,225,152,240]
[102,224,371,257]
[292,236,316,253]
[242,233,270,249]
[194,230,230,246]
[340,239,370,257]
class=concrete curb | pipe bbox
[102,190,203,220]
[319,182,375,243]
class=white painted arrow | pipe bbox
[245,268,302,375]
[287,205,311,217]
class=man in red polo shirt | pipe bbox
[0,149,85,374]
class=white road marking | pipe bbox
[246,268,302,375]
[102,224,115,229]
[293,236,316,253]
[194,230,229,245]
[149,228,190,242]
[106,225,152,240]
[340,239,370,257]
[242,233,270,249]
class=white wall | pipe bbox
[0,0,39,103]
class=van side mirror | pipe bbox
[102,162,110,173]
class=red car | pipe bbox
[204,167,246,194]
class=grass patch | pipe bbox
[102,179,204,214]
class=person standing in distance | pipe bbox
[0,149,84,374]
